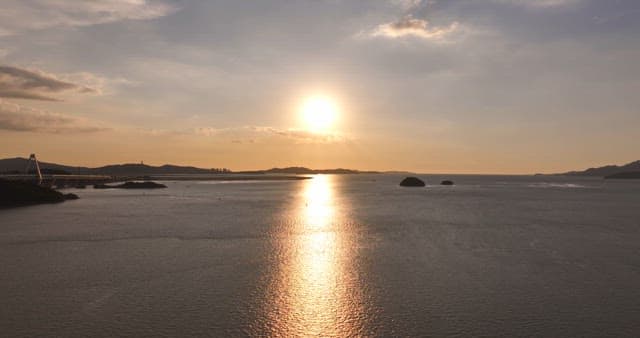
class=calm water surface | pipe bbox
[1,175,639,336]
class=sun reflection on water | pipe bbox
[293,175,339,335]
[261,175,366,336]
[303,174,334,230]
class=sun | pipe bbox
[300,95,338,133]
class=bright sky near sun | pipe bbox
[300,96,339,134]
[0,0,639,173]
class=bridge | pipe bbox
[0,154,113,188]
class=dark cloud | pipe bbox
[0,65,99,101]
[0,99,108,133]
[390,16,430,30]
[0,0,177,36]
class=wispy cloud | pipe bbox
[195,126,348,144]
[369,15,460,41]
[0,99,109,133]
[0,0,177,36]
[139,125,349,144]
[490,0,583,8]
[262,127,348,143]
[0,65,99,101]
[390,0,427,11]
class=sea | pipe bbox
[1,174,639,337]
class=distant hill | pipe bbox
[0,157,375,176]
[0,157,227,176]
[237,167,379,175]
[90,163,226,175]
[561,160,640,177]
[605,172,640,179]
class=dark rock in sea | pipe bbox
[399,177,425,187]
[64,193,79,200]
[441,180,454,185]
[94,181,167,189]
[0,179,77,208]
[119,181,167,189]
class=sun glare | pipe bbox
[300,96,338,133]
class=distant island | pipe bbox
[0,157,379,176]
[236,167,379,175]
[555,160,640,179]
[94,181,168,189]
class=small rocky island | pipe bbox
[0,179,78,208]
[399,177,426,187]
[441,180,454,185]
[94,181,167,189]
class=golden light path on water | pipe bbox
[261,175,368,336]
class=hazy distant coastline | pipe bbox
[3,157,640,178]
[0,157,380,177]
[540,160,640,179]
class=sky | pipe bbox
[0,0,638,173]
